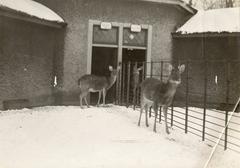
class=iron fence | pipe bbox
[115,60,240,153]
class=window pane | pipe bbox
[93,25,118,45]
[123,28,147,47]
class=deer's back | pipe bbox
[78,74,108,90]
[141,78,178,105]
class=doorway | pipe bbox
[91,46,118,104]
[122,48,146,63]
[122,48,146,103]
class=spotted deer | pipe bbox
[78,66,120,108]
[138,64,185,134]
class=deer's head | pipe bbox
[109,65,121,77]
[168,64,185,84]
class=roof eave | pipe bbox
[141,0,197,14]
[172,32,240,38]
[0,7,66,28]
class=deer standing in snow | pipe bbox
[78,66,120,108]
[132,64,143,110]
[138,64,185,134]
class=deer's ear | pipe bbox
[109,66,113,71]
[168,64,173,72]
[178,64,185,74]
[137,66,143,71]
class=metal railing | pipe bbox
[115,60,240,153]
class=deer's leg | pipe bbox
[97,91,102,107]
[79,95,83,108]
[145,104,149,127]
[153,103,158,132]
[163,105,170,134]
[84,97,90,108]
[133,87,136,110]
[149,106,152,118]
[138,98,144,126]
[102,88,106,106]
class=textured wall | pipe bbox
[173,36,240,106]
[0,16,58,109]
[36,0,192,104]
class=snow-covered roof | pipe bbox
[176,7,240,34]
[141,0,197,14]
[0,0,64,23]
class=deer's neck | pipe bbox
[107,74,117,90]
[164,80,180,95]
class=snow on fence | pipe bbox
[116,60,240,153]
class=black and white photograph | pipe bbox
[0,0,240,167]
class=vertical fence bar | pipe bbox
[126,62,131,107]
[117,62,122,105]
[202,61,208,141]
[224,61,230,150]
[171,106,174,127]
[160,61,163,81]
[185,61,189,133]
[121,63,125,105]
[171,99,174,126]
[150,61,153,77]
[159,61,163,122]
[149,61,153,117]
[133,62,138,110]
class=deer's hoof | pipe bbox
[138,123,140,127]
[166,130,170,134]
[146,124,149,127]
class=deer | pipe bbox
[78,65,120,108]
[132,64,143,110]
[138,64,185,134]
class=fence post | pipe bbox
[224,61,230,150]
[121,63,125,105]
[117,62,122,105]
[202,61,208,141]
[171,103,174,127]
[126,62,131,107]
[149,61,153,117]
[160,61,163,82]
[185,61,189,133]
[133,62,138,110]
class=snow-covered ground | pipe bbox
[0,105,238,168]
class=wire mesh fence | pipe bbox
[115,60,240,153]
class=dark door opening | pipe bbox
[122,48,146,104]
[91,47,118,105]
[122,48,146,63]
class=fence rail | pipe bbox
[116,60,240,153]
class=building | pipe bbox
[34,0,196,105]
[172,7,240,109]
[0,0,66,109]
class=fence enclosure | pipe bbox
[115,60,240,153]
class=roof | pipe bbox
[175,7,240,35]
[141,0,197,14]
[0,0,65,27]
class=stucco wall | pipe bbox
[0,16,59,109]
[36,0,192,104]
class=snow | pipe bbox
[0,0,64,23]
[0,105,239,168]
[176,7,240,34]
